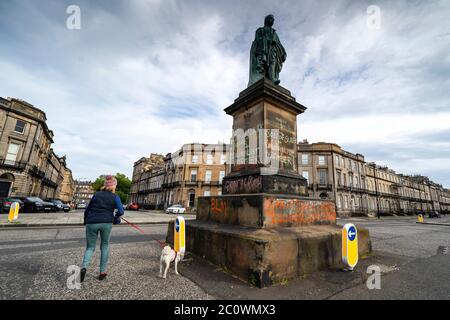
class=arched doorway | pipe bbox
[188,189,196,208]
[0,173,15,197]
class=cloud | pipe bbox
[0,0,449,187]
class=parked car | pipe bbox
[165,204,186,214]
[76,202,87,210]
[0,198,24,213]
[16,197,54,213]
[429,211,441,218]
[45,199,70,212]
[61,202,71,212]
[127,202,140,211]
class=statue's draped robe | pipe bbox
[248,26,287,87]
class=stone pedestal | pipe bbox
[167,78,372,287]
[222,78,308,197]
[167,220,372,287]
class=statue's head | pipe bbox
[264,14,274,27]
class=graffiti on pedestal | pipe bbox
[264,198,336,226]
[223,175,262,194]
[211,197,228,215]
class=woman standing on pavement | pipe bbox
[80,175,124,282]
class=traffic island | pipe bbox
[167,78,372,287]
[167,212,371,288]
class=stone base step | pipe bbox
[167,220,372,287]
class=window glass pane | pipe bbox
[219,171,225,183]
[192,155,199,164]
[205,170,212,182]
[14,120,26,133]
[301,154,308,165]
[319,169,327,185]
[220,153,226,164]
[5,143,20,164]
[318,156,326,165]
[206,154,213,165]
[302,171,309,182]
[190,170,197,182]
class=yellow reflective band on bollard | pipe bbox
[342,223,358,269]
[8,202,20,222]
[174,216,185,254]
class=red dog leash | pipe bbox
[120,217,165,248]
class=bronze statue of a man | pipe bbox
[248,15,287,87]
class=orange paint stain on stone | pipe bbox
[263,198,336,227]
[211,197,228,215]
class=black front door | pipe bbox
[189,192,195,207]
[0,182,11,197]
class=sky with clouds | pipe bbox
[0,0,449,187]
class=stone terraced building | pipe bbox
[130,144,228,211]
[297,140,450,217]
[0,97,73,200]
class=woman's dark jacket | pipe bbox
[84,190,124,225]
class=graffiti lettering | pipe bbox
[223,175,262,194]
[211,198,227,214]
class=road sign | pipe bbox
[8,202,20,222]
[342,223,358,269]
[174,216,185,254]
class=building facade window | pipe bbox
[14,120,26,134]
[318,169,327,185]
[318,155,326,165]
[206,154,213,165]
[219,171,225,183]
[220,153,226,164]
[5,143,20,165]
[190,169,197,182]
[192,155,199,164]
[205,170,212,182]
[204,190,211,196]
[302,171,309,183]
[337,170,342,186]
[301,154,309,165]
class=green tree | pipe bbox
[91,173,131,203]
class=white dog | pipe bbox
[159,245,183,279]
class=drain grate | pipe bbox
[437,246,449,255]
